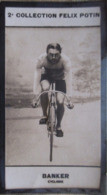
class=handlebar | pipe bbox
[36,90,70,101]
[32,90,74,109]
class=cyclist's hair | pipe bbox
[46,43,62,53]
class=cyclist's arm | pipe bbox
[63,55,72,97]
[33,54,45,96]
[33,69,41,96]
[66,70,72,97]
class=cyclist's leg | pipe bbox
[40,80,50,123]
[56,80,66,136]
[56,93,65,128]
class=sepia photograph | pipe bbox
[5,27,101,166]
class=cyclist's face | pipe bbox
[47,49,61,64]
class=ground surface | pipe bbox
[5,100,101,166]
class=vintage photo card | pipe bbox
[0,1,106,193]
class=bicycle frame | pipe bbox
[48,83,56,161]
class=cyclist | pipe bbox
[32,43,72,137]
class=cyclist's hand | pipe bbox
[67,95,74,109]
[67,103,74,109]
[31,96,38,108]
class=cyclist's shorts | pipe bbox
[40,74,66,93]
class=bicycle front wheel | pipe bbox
[50,105,55,162]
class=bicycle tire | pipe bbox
[50,105,56,162]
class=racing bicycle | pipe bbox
[32,82,74,162]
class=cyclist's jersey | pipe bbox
[36,53,71,81]
[43,67,64,81]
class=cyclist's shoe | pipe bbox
[39,117,47,124]
[56,129,63,137]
